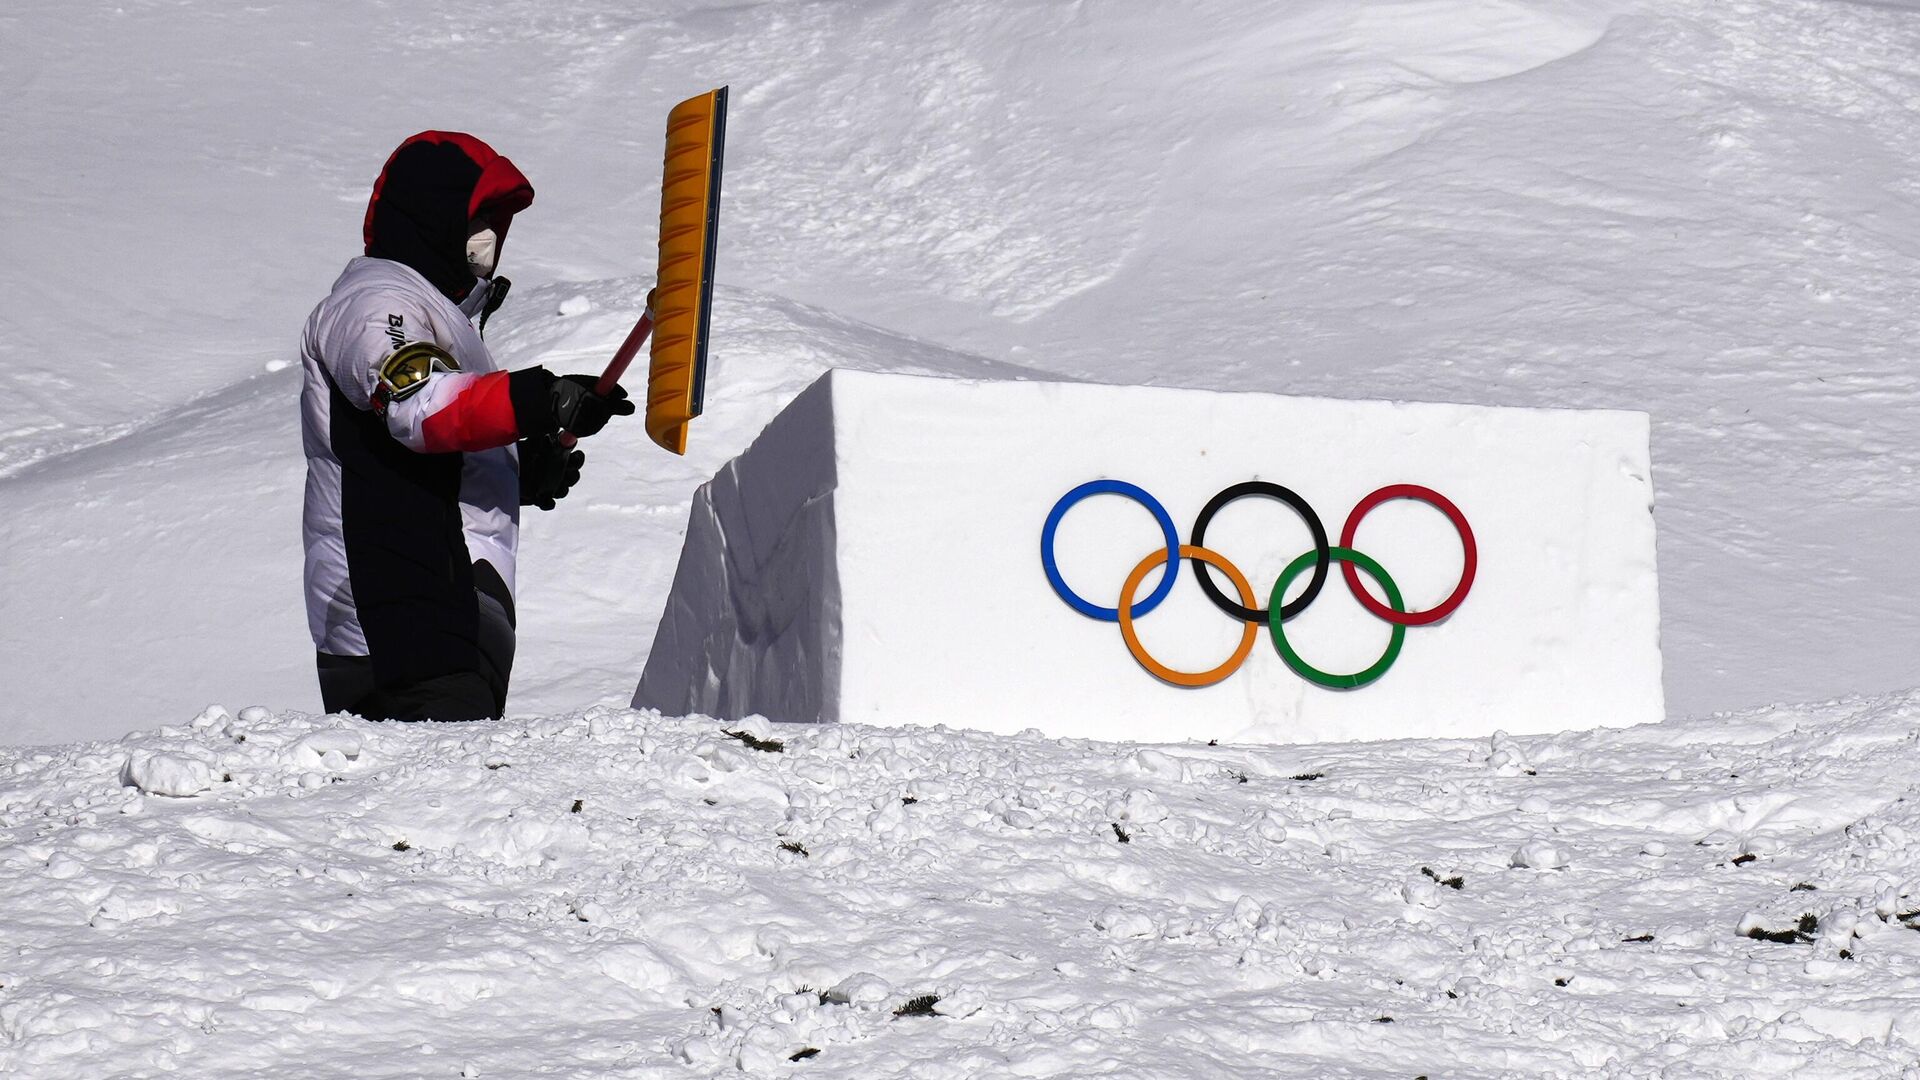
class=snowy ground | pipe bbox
[5,693,1920,1076]
[6,0,1920,1074]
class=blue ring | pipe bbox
[1041,480,1180,621]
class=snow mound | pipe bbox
[3,690,1919,1075]
[119,751,216,798]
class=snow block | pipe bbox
[635,370,1663,743]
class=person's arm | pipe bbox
[324,297,627,454]
[372,340,533,453]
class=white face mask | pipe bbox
[465,226,499,278]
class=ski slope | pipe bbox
[5,0,1920,1073]
[2,0,1918,739]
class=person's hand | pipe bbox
[519,435,585,510]
[550,374,635,438]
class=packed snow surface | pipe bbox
[6,694,1920,1076]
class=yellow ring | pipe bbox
[1117,545,1260,688]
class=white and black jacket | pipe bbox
[298,131,554,693]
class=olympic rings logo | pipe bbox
[1040,480,1477,689]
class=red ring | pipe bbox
[1338,484,1476,626]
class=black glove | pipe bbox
[519,435,584,511]
[506,368,636,438]
[552,374,634,438]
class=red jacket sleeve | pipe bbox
[384,370,521,453]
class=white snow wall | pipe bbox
[637,378,842,724]
[636,370,1664,743]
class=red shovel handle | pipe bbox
[597,309,654,395]
[559,308,653,448]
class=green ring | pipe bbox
[1267,546,1406,689]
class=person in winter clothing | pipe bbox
[299,131,633,722]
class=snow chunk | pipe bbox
[1403,880,1442,908]
[121,752,215,797]
[995,803,1037,830]
[1093,906,1156,938]
[727,714,774,742]
[1482,731,1534,776]
[1255,810,1289,843]
[189,704,232,731]
[1113,789,1168,826]
[1511,838,1570,870]
[824,972,892,1006]
[44,852,86,880]
[1231,896,1263,928]
[593,943,677,993]
[1127,749,1187,781]
[773,992,818,1020]
[754,925,792,958]
[557,295,593,317]
[934,988,987,1018]
[291,729,364,770]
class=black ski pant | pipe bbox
[317,561,516,722]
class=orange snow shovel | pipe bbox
[560,86,727,454]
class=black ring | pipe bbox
[1189,481,1330,623]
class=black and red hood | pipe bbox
[362,131,534,301]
